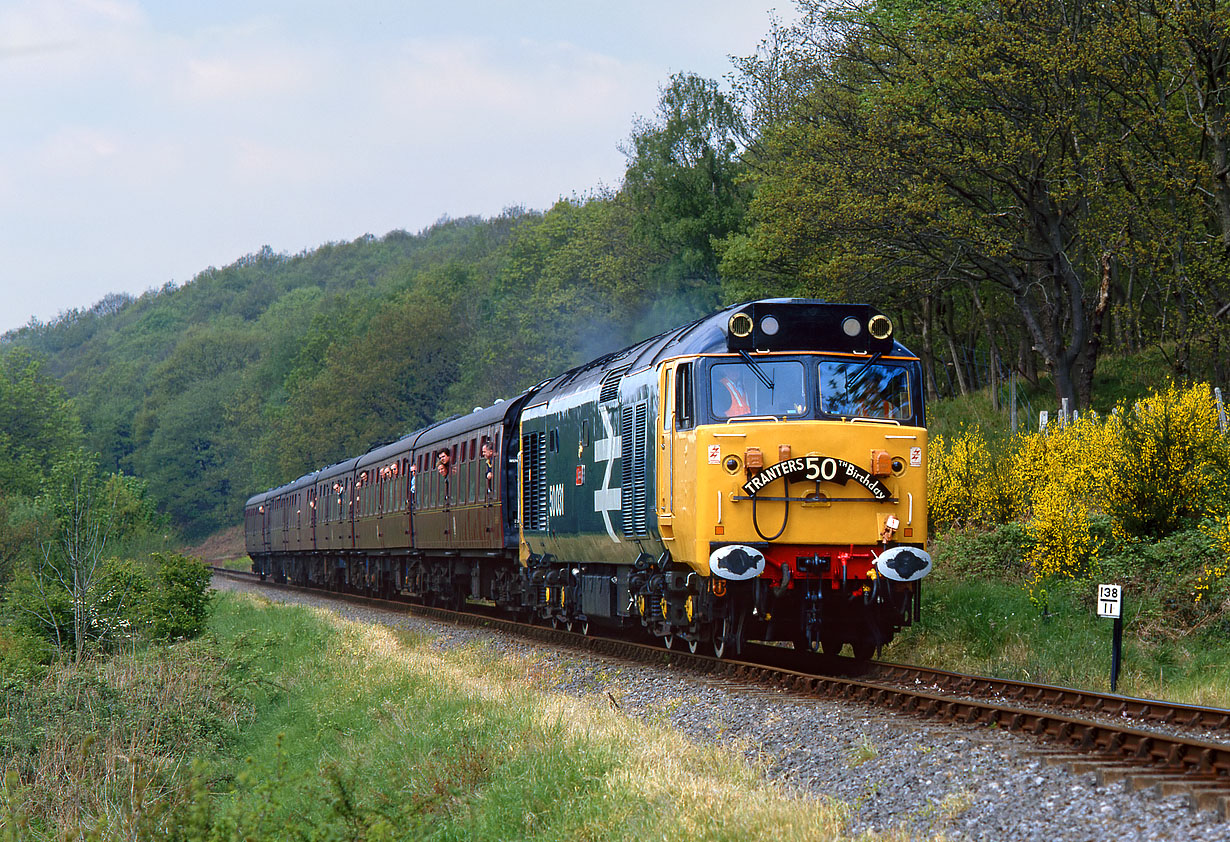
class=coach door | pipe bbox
[308,487,317,549]
[261,502,271,552]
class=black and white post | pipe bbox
[1097,583,1124,692]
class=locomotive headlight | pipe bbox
[729,312,753,337]
[868,314,893,340]
[842,317,862,337]
[760,315,780,336]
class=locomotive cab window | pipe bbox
[709,360,806,420]
[675,362,695,430]
[817,360,912,421]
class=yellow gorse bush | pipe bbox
[927,428,1011,530]
[1105,383,1230,540]
[928,382,1230,604]
[1196,514,1230,604]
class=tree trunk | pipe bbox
[967,282,1002,409]
[1018,336,1038,386]
[917,294,941,402]
[1005,263,1081,410]
[1076,249,1113,408]
[945,333,969,396]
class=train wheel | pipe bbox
[581,619,590,636]
[713,613,745,660]
[851,639,875,660]
[663,633,676,650]
[687,636,701,655]
[793,635,819,654]
[821,638,843,656]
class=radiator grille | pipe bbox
[522,431,548,531]
[620,402,648,536]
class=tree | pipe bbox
[728,0,1152,407]
[0,348,81,498]
[621,72,749,310]
[26,450,124,661]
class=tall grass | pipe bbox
[0,638,247,838]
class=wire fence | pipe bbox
[1036,387,1229,435]
[931,346,1228,435]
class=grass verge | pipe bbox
[4,593,867,841]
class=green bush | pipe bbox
[2,563,75,652]
[148,552,213,641]
[1099,526,1223,636]
[931,522,1034,580]
[93,556,153,647]
[0,628,52,692]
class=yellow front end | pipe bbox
[659,418,925,577]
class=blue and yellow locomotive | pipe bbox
[245,299,932,659]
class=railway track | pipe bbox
[212,566,1230,816]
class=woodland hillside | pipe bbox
[5,0,1230,541]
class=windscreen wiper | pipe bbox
[738,350,775,390]
[847,352,882,388]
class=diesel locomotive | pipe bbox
[245,299,932,659]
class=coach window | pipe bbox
[484,432,494,499]
[467,444,476,503]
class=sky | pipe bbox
[0,0,790,335]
